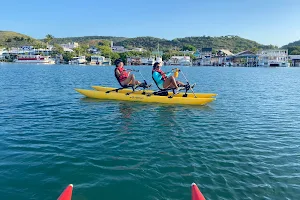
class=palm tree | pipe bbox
[45,34,54,47]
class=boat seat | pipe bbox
[107,73,150,94]
[152,76,192,96]
[152,76,176,94]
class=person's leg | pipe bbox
[176,80,185,87]
[121,74,136,86]
[134,80,141,85]
[176,81,196,89]
[163,76,178,89]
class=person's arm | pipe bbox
[153,71,162,82]
[115,69,121,77]
[166,72,172,78]
[125,68,131,75]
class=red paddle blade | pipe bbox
[191,183,205,200]
[58,184,73,200]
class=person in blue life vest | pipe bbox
[152,62,187,94]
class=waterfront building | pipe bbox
[20,46,34,51]
[60,42,79,50]
[289,55,300,67]
[62,47,74,52]
[258,49,289,67]
[88,46,100,54]
[211,49,234,66]
[34,48,53,56]
[227,50,258,67]
[201,48,213,66]
[127,57,142,65]
[131,48,144,52]
[112,46,127,53]
[193,50,201,58]
[193,48,213,66]
[167,56,192,66]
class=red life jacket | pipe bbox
[115,66,129,82]
[152,68,167,81]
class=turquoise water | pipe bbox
[0,63,300,200]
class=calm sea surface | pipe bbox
[0,63,300,200]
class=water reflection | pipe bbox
[118,102,135,119]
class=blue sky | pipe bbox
[1,0,299,46]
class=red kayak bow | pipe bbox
[191,183,205,200]
[57,184,73,200]
[56,182,204,200]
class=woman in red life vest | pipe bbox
[152,62,185,93]
[115,60,141,87]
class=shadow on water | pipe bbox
[78,97,215,134]
[79,97,215,112]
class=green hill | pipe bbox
[0,31,45,48]
[42,35,278,53]
[48,36,128,45]
[115,35,277,53]
[282,40,300,48]
[282,40,300,55]
[114,36,173,50]
[1,31,279,54]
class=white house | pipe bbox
[88,46,100,54]
[258,49,289,67]
[60,42,79,49]
[167,56,191,66]
[131,48,144,52]
[62,47,74,52]
[179,50,195,54]
[112,46,126,53]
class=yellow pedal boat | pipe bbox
[75,88,216,105]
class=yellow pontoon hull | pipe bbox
[75,89,215,105]
[92,86,217,98]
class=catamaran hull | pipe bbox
[92,86,217,98]
[75,89,215,105]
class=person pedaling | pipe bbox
[152,62,195,94]
[114,59,148,90]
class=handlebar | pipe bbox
[127,69,139,72]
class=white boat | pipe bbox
[14,55,55,64]
[90,56,111,65]
[141,57,155,65]
[168,56,191,66]
[69,56,87,65]
[179,56,192,66]
[155,56,164,66]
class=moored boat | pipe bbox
[69,56,87,65]
[14,54,55,64]
[90,56,111,65]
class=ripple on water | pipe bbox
[0,65,300,199]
